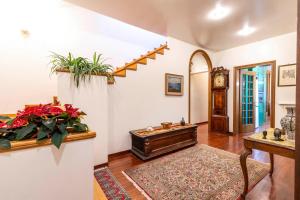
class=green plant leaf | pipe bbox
[5,119,14,126]
[73,122,88,132]
[51,131,68,149]
[59,112,69,119]
[15,124,36,140]
[42,118,56,131]
[58,123,68,137]
[37,126,50,141]
[67,119,74,127]
[5,132,16,140]
[51,132,62,149]
[0,139,11,149]
[49,51,113,88]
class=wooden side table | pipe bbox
[240,132,295,199]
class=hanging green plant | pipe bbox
[50,52,115,87]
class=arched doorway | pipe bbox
[188,50,213,130]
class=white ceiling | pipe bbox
[66,0,297,51]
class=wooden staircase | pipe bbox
[109,43,169,84]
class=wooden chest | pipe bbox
[129,124,198,160]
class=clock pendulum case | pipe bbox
[210,66,229,133]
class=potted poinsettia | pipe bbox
[0,104,88,149]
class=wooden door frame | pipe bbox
[188,49,213,131]
[266,70,271,116]
[233,60,276,134]
[295,0,300,198]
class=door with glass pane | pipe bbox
[240,71,256,133]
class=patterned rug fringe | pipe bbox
[95,167,131,200]
[122,171,152,200]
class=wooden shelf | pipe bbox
[0,131,96,153]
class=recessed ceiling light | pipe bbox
[237,24,256,36]
[208,4,231,20]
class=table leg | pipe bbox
[269,153,274,176]
[240,147,252,199]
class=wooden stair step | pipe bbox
[146,52,156,59]
[108,42,169,85]
[113,68,126,77]
[125,63,137,71]
[137,57,147,65]
[156,48,165,55]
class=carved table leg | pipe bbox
[240,147,252,199]
[269,153,274,176]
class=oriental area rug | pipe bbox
[94,167,131,200]
[123,144,269,200]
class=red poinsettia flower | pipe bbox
[49,106,64,116]
[65,104,79,118]
[17,104,52,118]
[10,117,28,128]
[0,122,7,128]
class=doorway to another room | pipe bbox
[233,61,276,134]
[188,50,212,129]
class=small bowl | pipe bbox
[161,122,172,129]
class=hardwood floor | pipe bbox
[94,178,107,200]
[106,124,294,200]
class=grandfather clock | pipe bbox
[211,67,229,133]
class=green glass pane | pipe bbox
[249,118,253,124]
[249,111,252,118]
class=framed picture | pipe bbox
[278,64,296,87]
[165,73,184,96]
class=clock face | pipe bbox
[214,74,225,88]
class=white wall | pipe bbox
[190,72,209,124]
[0,0,170,164]
[4,0,295,164]
[190,53,209,124]
[191,54,210,73]
[11,1,212,161]
[0,138,94,200]
[58,74,109,165]
[214,32,297,131]
[0,0,165,113]
[55,36,213,157]
[57,36,209,161]
[108,37,210,154]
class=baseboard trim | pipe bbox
[94,150,132,170]
[108,150,131,159]
[94,162,108,170]
[227,131,234,136]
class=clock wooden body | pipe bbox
[211,67,229,133]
